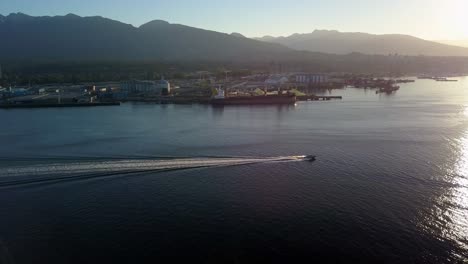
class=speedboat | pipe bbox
[304,155,316,162]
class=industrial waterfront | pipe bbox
[1,72,417,108]
[1,78,467,263]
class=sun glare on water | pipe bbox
[450,130,468,250]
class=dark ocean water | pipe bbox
[0,78,467,263]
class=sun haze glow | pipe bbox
[436,0,468,39]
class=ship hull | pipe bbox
[211,95,296,106]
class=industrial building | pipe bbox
[157,79,171,95]
[264,75,289,86]
[121,79,171,95]
[295,73,329,84]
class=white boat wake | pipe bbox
[0,156,307,187]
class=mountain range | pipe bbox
[0,13,297,61]
[1,13,468,63]
[255,30,468,56]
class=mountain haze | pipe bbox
[256,30,468,56]
[435,40,468,48]
[0,13,296,61]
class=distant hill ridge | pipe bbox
[0,13,296,61]
[255,30,468,56]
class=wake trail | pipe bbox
[0,156,306,187]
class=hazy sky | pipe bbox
[1,0,468,40]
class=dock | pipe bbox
[297,95,343,101]
[0,102,121,109]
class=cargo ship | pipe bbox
[211,89,296,105]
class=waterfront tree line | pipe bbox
[1,53,468,86]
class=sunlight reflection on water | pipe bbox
[451,129,468,250]
[426,103,468,257]
[436,105,468,255]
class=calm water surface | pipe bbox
[0,78,467,263]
